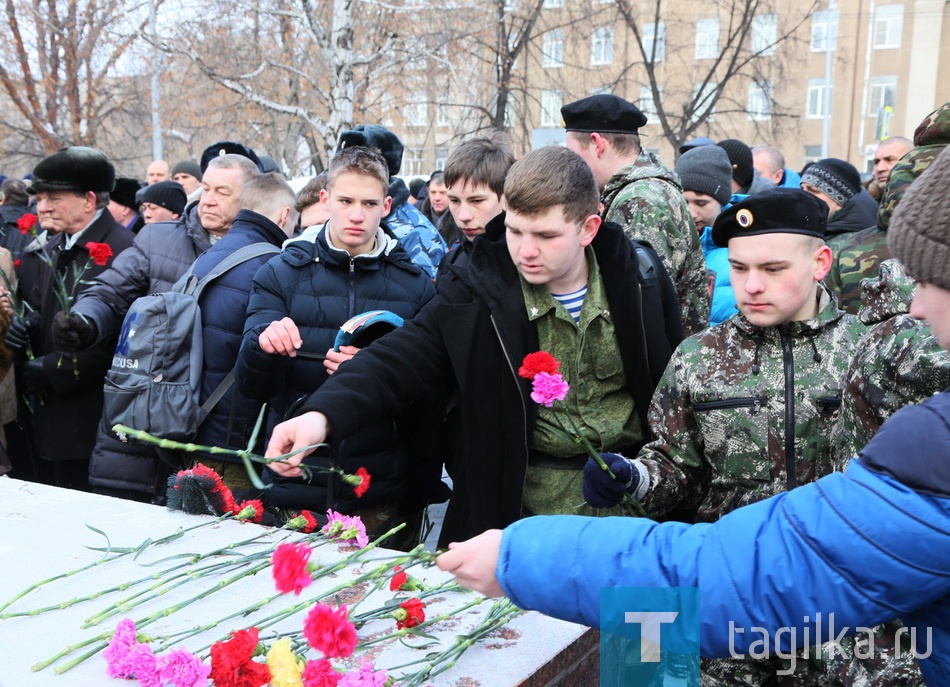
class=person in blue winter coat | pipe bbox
[435,145,950,686]
[236,146,438,539]
[183,173,297,488]
[674,145,737,326]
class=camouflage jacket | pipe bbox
[601,151,709,336]
[833,260,950,468]
[824,225,890,315]
[637,286,866,522]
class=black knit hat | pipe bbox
[560,94,648,135]
[135,180,187,215]
[717,139,754,189]
[337,125,404,177]
[888,145,950,290]
[171,160,202,181]
[110,177,143,210]
[800,158,862,207]
[27,146,116,194]
[712,188,828,247]
[675,145,732,206]
[200,141,264,174]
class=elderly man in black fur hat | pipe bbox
[3,146,135,491]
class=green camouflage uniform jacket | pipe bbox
[833,260,950,469]
[826,101,950,314]
[637,285,865,522]
[601,150,710,336]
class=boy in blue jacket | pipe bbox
[436,145,950,686]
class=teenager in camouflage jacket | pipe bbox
[834,259,950,468]
[826,101,950,313]
[601,150,710,336]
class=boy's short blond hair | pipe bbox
[241,172,296,220]
[327,146,390,196]
[503,146,599,225]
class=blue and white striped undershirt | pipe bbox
[551,285,587,323]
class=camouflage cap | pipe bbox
[877,143,947,230]
[913,101,950,147]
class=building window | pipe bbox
[404,92,428,127]
[542,30,564,68]
[751,13,777,56]
[804,144,822,163]
[692,82,717,123]
[435,146,448,171]
[748,80,772,121]
[695,18,720,60]
[591,26,614,65]
[644,22,666,62]
[868,75,897,116]
[806,78,832,118]
[874,5,903,49]
[437,92,450,127]
[810,10,837,51]
[540,89,562,127]
[639,85,662,124]
[404,148,424,177]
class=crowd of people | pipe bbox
[1,96,949,685]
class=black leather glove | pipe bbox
[4,316,31,352]
[582,452,641,509]
[21,357,51,397]
[51,311,98,353]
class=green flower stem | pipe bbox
[357,596,489,653]
[31,631,111,672]
[0,516,229,616]
[349,579,463,626]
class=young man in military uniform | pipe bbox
[562,94,710,336]
[582,188,869,685]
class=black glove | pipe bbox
[21,357,51,397]
[51,311,98,353]
[4,317,31,352]
[582,452,641,509]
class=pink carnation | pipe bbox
[322,510,369,548]
[159,647,211,687]
[530,372,570,407]
[338,658,388,687]
[126,643,160,687]
[103,617,139,678]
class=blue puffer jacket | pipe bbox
[236,226,437,511]
[699,225,736,326]
[189,209,285,454]
[497,391,950,685]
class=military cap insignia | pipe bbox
[736,209,754,228]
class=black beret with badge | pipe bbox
[27,146,116,195]
[560,94,648,135]
[712,188,829,248]
[199,141,265,174]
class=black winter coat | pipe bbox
[236,227,437,513]
[296,218,684,545]
[16,212,134,462]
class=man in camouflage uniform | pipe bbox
[582,188,867,685]
[826,101,950,313]
[562,94,710,336]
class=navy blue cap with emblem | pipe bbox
[712,188,828,247]
[199,141,265,174]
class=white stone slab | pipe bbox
[0,477,590,686]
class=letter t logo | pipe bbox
[624,612,679,662]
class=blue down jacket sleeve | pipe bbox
[497,458,950,684]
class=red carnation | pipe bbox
[13,259,20,269]
[17,213,37,234]
[272,541,313,595]
[298,510,318,533]
[302,603,357,659]
[395,598,426,629]
[209,627,270,687]
[236,499,264,523]
[389,565,408,592]
[353,467,371,498]
[518,351,560,379]
[86,242,114,266]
